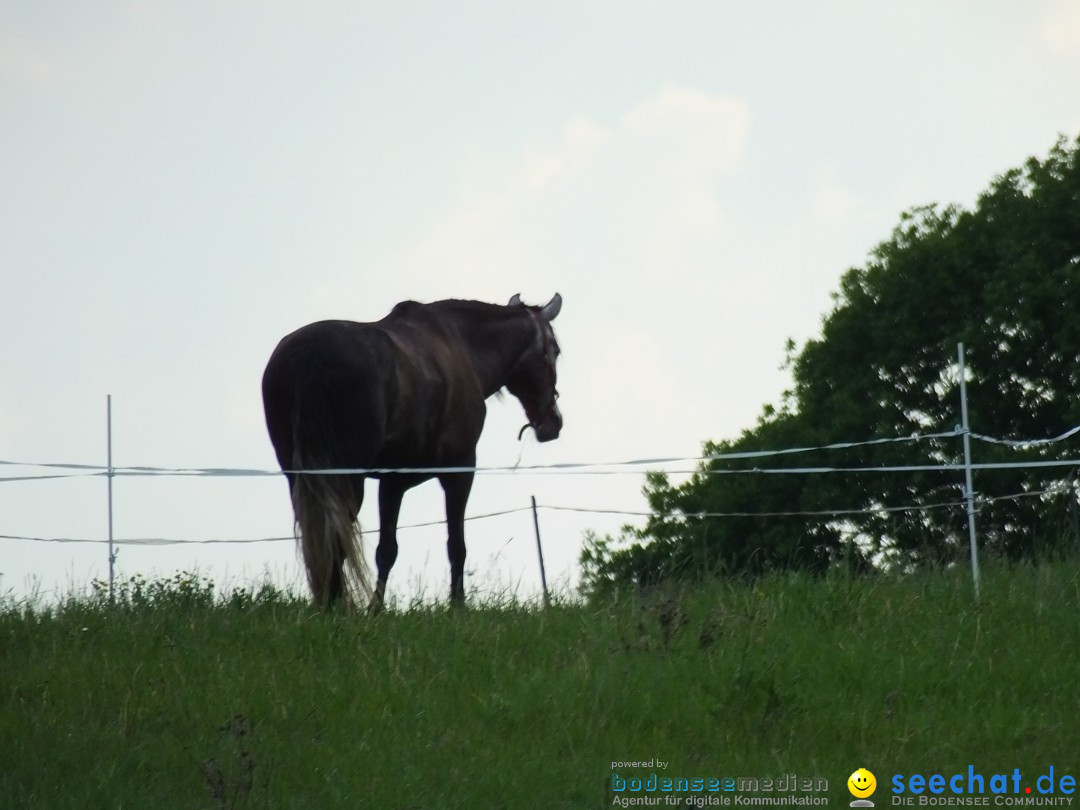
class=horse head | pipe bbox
[507,293,563,442]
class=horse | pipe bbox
[261,293,563,610]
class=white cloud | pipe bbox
[1041,0,1080,51]
[622,84,750,176]
[317,85,751,308]
[613,86,750,270]
[0,36,60,87]
[2,5,183,95]
[521,118,614,192]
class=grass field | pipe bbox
[2,562,1078,809]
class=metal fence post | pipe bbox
[531,496,551,608]
[956,343,981,599]
[107,395,116,602]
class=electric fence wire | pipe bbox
[4,483,1075,547]
[3,425,1078,483]
[3,425,1078,545]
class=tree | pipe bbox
[582,136,1080,595]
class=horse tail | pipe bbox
[289,428,372,611]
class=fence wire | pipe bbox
[3,425,1079,546]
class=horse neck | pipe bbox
[448,305,536,396]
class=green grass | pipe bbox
[2,563,1078,809]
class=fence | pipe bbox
[5,346,1080,601]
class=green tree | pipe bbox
[582,136,1080,595]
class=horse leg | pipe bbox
[440,470,475,605]
[370,477,407,613]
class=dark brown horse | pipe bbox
[261,293,563,609]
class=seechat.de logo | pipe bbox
[890,766,1076,805]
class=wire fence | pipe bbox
[9,342,1080,605]
[3,425,1079,547]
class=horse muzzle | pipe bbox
[533,415,562,443]
[519,407,563,443]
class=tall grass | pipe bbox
[2,562,1077,808]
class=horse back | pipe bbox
[262,312,486,474]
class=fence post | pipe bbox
[956,343,981,599]
[106,395,116,602]
[530,496,551,608]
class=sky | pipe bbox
[2,1,1079,604]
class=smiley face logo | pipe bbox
[848,768,877,799]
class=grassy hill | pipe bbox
[2,562,1077,808]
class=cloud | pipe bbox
[0,4,188,111]
[0,35,60,87]
[621,85,750,176]
[1040,0,1080,51]
[520,117,614,192]
[315,84,751,309]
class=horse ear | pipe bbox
[508,293,523,307]
[541,292,562,321]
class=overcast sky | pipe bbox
[3,1,1079,604]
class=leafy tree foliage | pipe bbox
[582,136,1080,595]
